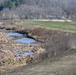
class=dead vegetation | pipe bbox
[0,20,76,75]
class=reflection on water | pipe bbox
[22,51,33,56]
[16,51,33,58]
[15,38,36,44]
[7,32,36,44]
[7,33,23,37]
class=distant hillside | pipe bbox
[0,0,76,21]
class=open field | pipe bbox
[22,20,76,32]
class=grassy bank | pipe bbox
[22,20,76,32]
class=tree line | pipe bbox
[0,0,23,10]
[0,0,76,21]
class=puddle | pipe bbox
[5,32,36,59]
[7,32,36,44]
[16,51,33,58]
[7,33,23,37]
[22,51,33,56]
[15,38,36,44]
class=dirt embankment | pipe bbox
[15,26,76,58]
[27,28,76,57]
